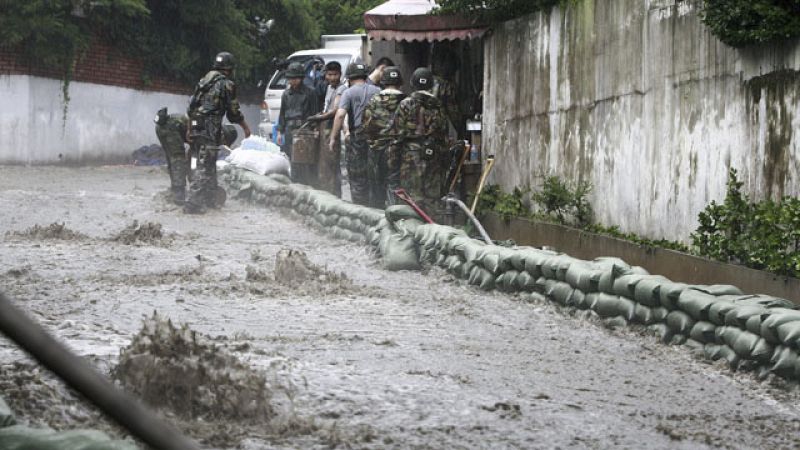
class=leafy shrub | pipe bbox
[692,168,800,276]
[701,0,800,47]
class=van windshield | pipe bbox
[268,54,357,91]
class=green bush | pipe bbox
[701,0,800,47]
[692,168,800,277]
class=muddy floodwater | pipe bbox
[1,165,800,449]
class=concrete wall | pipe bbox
[0,75,260,164]
[482,0,800,242]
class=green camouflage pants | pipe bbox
[391,143,448,214]
[185,137,218,210]
[367,140,390,209]
[155,123,189,201]
[346,134,370,206]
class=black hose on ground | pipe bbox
[0,291,199,450]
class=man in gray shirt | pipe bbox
[328,63,380,206]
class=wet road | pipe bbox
[1,165,799,449]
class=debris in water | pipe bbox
[110,221,167,245]
[6,223,87,240]
[112,313,274,422]
[273,248,347,285]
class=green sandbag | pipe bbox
[744,311,769,335]
[569,289,586,309]
[704,343,741,368]
[496,270,520,292]
[0,425,136,450]
[669,334,687,345]
[515,271,536,292]
[268,173,292,184]
[770,346,799,378]
[593,257,631,275]
[564,262,600,292]
[337,216,353,229]
[723,305,769,329]
[761,310,800,344]
[0,397,15,428]
[776,321,800,347]
[435,252,448,267]
[633,275,670,307]
[394,218,424,239]
[385,204,421,223]
[555,256,580,281]
[730,330,773,362]
[445,255,462,273]
[382,234,421,271]
[533,276,548,294]
[693,284,743,296]
[658,282,688,310]
[593,294,635,320]
[652,306,669,322]
[523,249,559,279]
[468,266,495,290]
[684,338,706,356]
[632,303,655,325]
[707,298,737,325]
[689,321,717,344]
[462,241,487,264]
[446,235,473,255]
[540,255,573,280]
[666,310,695,334]
[479,246,517,275]
[677,288,718,321]
[508,247,535,271]
[742,295,796,309]
[611,273,650,299]
[547,281,574,306]
[647,323,672,341]
[459,261,475,280]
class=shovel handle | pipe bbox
[470,156,496,214]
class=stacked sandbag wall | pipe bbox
[222,168,800,381]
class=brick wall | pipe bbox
[0,39,190,95]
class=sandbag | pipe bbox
[677,289,718,321]
[633,275,671,307]
[0,425,136,450]
[707,298,737,325]
[729,330,773,362]
[522,249,559,278]
[382,234,420,271]
[689,321,717,344]
[760,310,800,344]
[479,246,517,275]
[515,271,537,292]
[647,323,672,341]
[508,247,535,271]
[612,274,651,299]
[496,270,520,292]
[593,294,635,320]
[565,262,603,293]
[770,346,799,377]
[693,284,743,296]
[651,307,669,322]
[666,310,695,334]
[723,305,769,329]
[569,289,587,309]
[776,321,800,348]
[704,343,741,368]
[632,303,655,325]
[548,281,574,306]
[658,282,688,310]
[227,148,290,176]
[385,204,422,223]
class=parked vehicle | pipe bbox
[258,35,368,140]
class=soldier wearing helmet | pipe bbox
[362,66,406,208]
[184,51,251,214]
[277,61,319,183]
[388,67,449,214]
[328,62,380,206]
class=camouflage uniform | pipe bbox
[155,113,190,204]
[363,88,405,209]
[432,75,460,135]
[185,69,245,211]
[389,90,448,213]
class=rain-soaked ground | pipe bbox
[1,165,800,449]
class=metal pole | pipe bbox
[443,194,493,244]
[0,292,199,450]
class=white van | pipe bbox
[258,36,368,139]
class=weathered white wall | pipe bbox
[0,75,260,164]
[483,0,800,241]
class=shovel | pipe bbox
[392,188,435,224]
[470,154,496,214]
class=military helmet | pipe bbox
[411,67,433,90]
[346,62,368,79]
[380,66,403,86]
[222,125,238,146]
[285,62,305,78]
[213,52,235,71]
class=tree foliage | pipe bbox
[701,0,800,47]
[311,0,385,35]
[435,0,566,23]
[0,0,324,87]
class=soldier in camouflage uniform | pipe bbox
[362,66,405,208]
[389,67,448,214]
[432,50,461,138]
[184,51,251,214]
[154,107,190,205]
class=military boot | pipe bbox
[171,187,186,205]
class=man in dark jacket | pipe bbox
[277,61,318,183]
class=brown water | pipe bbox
[1,165,799,449]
